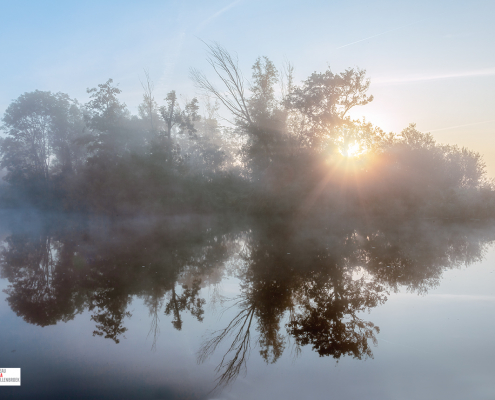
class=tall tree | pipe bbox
[286,68,373,150]
[1,90,84,185]
[138,69,160,133]
[159,91,201,139]
[82,79,135,160]
[249,56,279,121]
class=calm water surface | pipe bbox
[1,211,494,399]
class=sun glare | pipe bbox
[340,142,364,158]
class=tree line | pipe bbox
[1,43,494,219]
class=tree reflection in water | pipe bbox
[0,214,494,388]
[196,217,494,388]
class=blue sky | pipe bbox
[1,0,494,172]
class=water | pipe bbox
[1,211,494,399]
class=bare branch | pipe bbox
[139,69,156,131]
[190,42,252,126]
[197,301,256,389]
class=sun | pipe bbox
[339,142,364,158]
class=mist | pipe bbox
[1,44,494,222]
[1,43,495,398]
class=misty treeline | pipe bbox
[1,43,494,219]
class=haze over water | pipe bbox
[1,1,495,399]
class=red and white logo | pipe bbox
[0,368,21,386]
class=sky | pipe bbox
[1,0,494,173]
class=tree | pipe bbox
[286,68,373,149]
[191,43,252,126]
[85,79,127,127]
[159,91,201,139]
[82,79,132,159]
[50,100,86,175]
[192,44,288,175]
[1,90,84,186]
[191,44,375,179]
[138,69,160,133]
[249,56,279,123]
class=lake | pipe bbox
[1,210,494,399]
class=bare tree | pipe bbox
[139,69,158,132]
[190,42,252,126]
[280,59,294,102]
